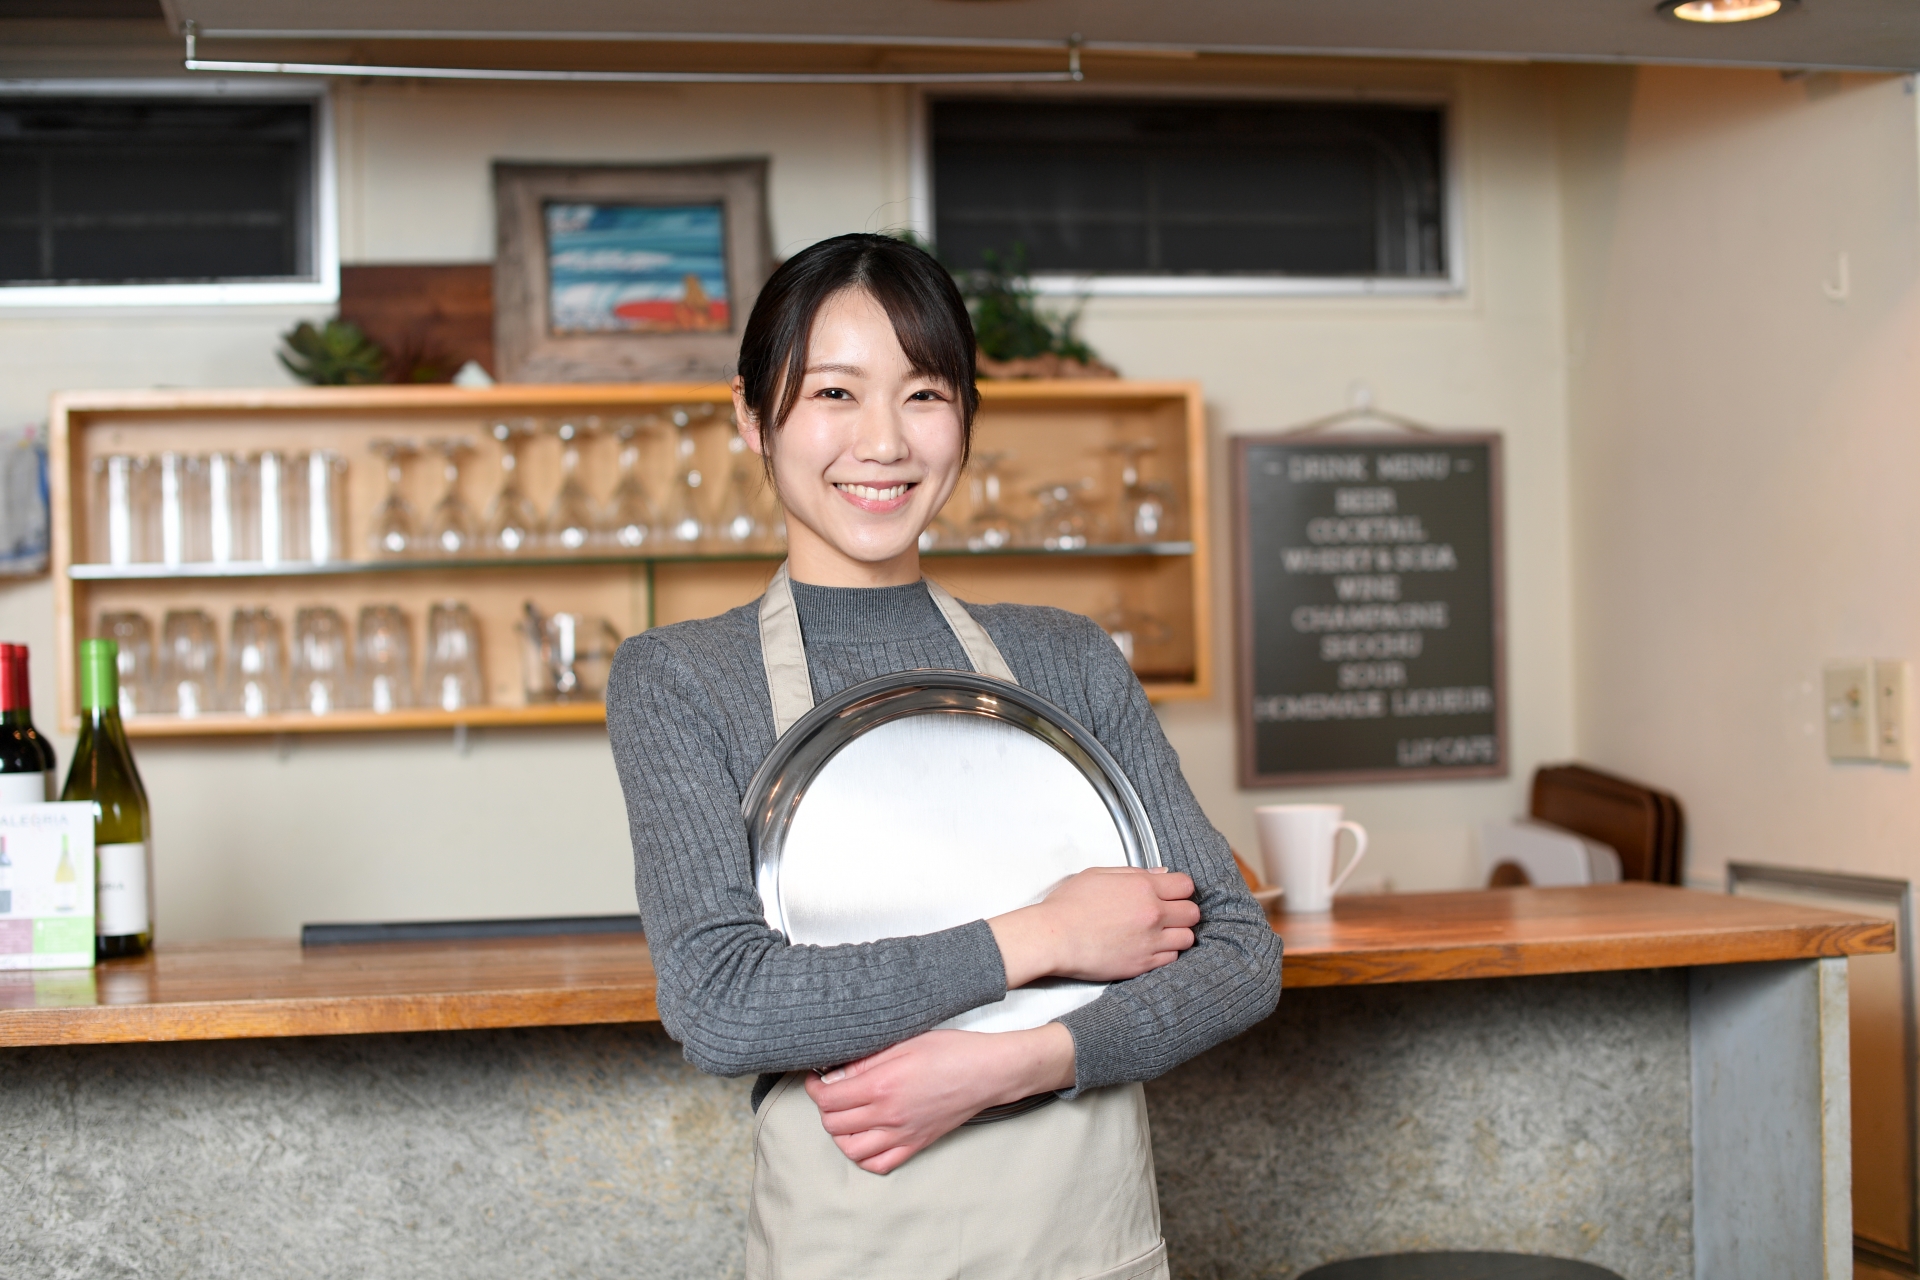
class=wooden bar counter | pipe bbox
[0,884,1892,1280]
[0,883,1890,1046]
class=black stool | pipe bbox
[1298,1254,1625,1280]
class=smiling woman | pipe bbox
[606,231,1279,1280]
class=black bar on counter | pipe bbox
[301,914,645,947]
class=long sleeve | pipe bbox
[606,626,1010,1078]
[994,609,1283,1095]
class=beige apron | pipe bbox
[745,565,1168,1280]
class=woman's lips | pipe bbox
[833,481,916,513]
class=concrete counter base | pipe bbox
[3,969,1708,1280]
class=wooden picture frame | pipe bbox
[1233,432,1507,788]
[492,160,773,383]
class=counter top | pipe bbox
[0,884,1893,1047]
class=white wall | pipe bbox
[1561,66,1920,889]
[0,60,1579,938]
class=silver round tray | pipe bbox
[742,669,1161,1037]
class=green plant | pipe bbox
[965,246,1098,365]
[890,231,1104,368]
[278,320,389,386]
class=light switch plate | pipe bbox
[1874,659,1911,764]
[1824,660,1875,761]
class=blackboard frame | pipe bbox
[1232,431,1508,789]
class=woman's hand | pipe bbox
[803,1024,1076,1174]
[989,866,1200,989]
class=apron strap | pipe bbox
[757,562,1016,739]
[924,578,1016,683]
[759,565,817,740]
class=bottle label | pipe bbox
[0,771,45,805]
[96,842,148,937]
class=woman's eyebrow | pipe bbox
[804,362,865,376]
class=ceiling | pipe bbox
[152,0,1920,73]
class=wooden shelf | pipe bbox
[50,380,1213,735]
[0,885,1893,1047]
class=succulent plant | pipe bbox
[278,320,389,386]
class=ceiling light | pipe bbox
[1661,0,1789,23]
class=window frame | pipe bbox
[910,84,1465,299]
[0,77,338,308]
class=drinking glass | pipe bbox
[224,608,286,718]
[291,606,352,715]
[423,438,480,556]
[658,404,715,548]
[154,452,209,566]
[423,601,485,711]
[97,611,154,717]
[1093,602,1173,670]
[257,449,308,565]
[356,604,414,713]
[714,435,764,547]
[90,454,157,566]
[1026,480,1093,550]
[305,451,349,564]
[484,418,542,554]
[157,608,219,718]
[605,416,660,550]
[207,451,259,564]
[367,441,419,557]
[519,601,619,703]
[965,451,1015,552]
[1112,440,1178,543]
[545,417,599,552]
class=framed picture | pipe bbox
[492,160,773,383]
[1233,432,1506,788]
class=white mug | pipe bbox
[1254,804,1369,914]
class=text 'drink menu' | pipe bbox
[1234,435,1505,787]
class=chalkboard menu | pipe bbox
[1233,434,1506,787]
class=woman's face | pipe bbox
[735,287,966,587]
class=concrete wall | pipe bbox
[0,54,1582,939]
[1559,66,1920,890]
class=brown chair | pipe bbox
[1529,763,1686,886]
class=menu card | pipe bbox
[0,803,97,970]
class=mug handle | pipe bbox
[1327,822,1370,896]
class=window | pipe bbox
[929,97,1450,292]
[0,85,334,305]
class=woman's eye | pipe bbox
[908,389,948,402]
[816,387,854,401]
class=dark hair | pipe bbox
[737,233,979,477]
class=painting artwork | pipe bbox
[544,203,730,336]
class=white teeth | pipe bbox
[838,483,909,501]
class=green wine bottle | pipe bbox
[61,638,152,959]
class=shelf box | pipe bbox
[50,381,1211,736]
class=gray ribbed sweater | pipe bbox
[604,578,1282,1100]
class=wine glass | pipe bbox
[965,451,1016,552]
[1027,480,1093,550]
[606,416,661,550]
[545,416,599,552]
[367,440,419,556]
[423,438,480,555]
[658,407,709,549]
[714,434,765,547]
[484,418,542,554]
[1111,440,1178,543]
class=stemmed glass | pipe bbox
[714,434,765,547]
[1028,480,1093,550]
[658,406,709,549]
[546,416,599,552]
[1112,440,1177,543]
[367,440,418,557]
[965,451,1016,551]
[423,438,479,555]
[606,416,660,550]
[484,418,542,554]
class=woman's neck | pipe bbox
[783,521,923,587]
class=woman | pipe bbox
[606,233,1281,1280]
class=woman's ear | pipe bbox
[732,377,766,456]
